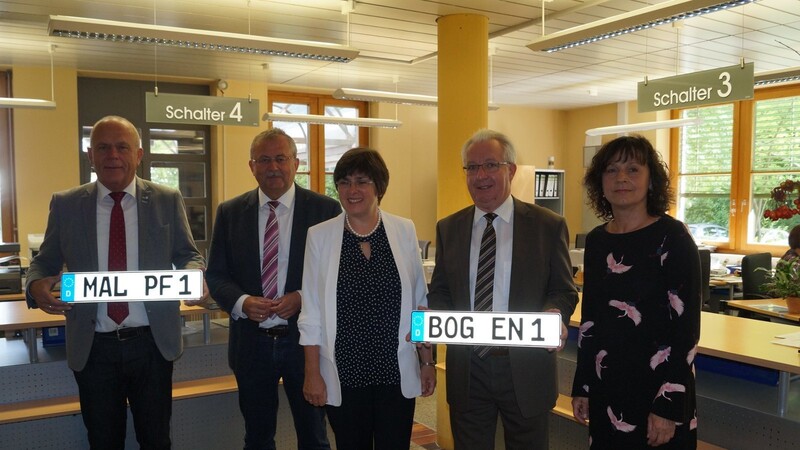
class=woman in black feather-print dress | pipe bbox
[571,135,701,449]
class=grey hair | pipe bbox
[461,128,516,164]
[250,128,298,159]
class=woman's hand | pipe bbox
[419,364,436,397]
[646,413,676,446]
[571,396,589,425]
[303,370,328,407]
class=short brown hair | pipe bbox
[333,147,390,202]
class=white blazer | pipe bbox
[299,211,428,406]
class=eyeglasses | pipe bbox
[463,161,511,175]
[335,178,375,189]
[251,155,293,166]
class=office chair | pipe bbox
[418,240,431,260]
[741,252,772,300]
[698,249,715,312]
[575,233,587,249]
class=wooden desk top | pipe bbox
[569,295,800,375]
[0,301,216,331]
[726,298,800,323]
[709,275,743,287]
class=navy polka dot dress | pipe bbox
[335,222,402,388]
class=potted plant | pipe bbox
[758,256,800,314]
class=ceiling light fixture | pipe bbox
[585,117,702,136]
[332,88,500,110]
[754,67,800,86]
[527,0,755,53]
[0,44,57,109]
[263,112,402,129]
[48,15,359,63]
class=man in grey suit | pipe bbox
[206,128,340,449]
[428,129,578,450]
[26,115,206,449]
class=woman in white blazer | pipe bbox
[299,147,435,450]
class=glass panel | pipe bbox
[678,105,734,244]
[150,129,206,155]
[150,162,206,199]
[81,126,92,153]
[748,95,800,245]
[323,105,360,173]
[186,205,207,242]
[749,173,800,245]
[294,173,310,189]
[272,103,310,175]
[679,175,731,243]
[324,173,338,200]
[680,105,734,175]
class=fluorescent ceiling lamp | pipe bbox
[48,15,359,63]
[263,113,401,129]
[333,88,500,110]
[585,117,702,136]
[528,0,755,53]
[754,67,800,87]
[0,98,56,109]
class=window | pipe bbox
[672,84,800,254]
[267,91,368,199]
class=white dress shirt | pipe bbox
[94,179,148,332]
[469,195,514,312]
[231,184,296,328]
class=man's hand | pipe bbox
[546,308,568,352]
[183,279,210,306]
[268,291,301,319]
[29,275,71,314]
[242,296,273,322]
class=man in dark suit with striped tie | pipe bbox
[206,128,340,449]
[428,129,578,450]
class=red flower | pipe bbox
[764,179,800,221]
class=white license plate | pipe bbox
[410,310,562,348]
[60,270,204,302]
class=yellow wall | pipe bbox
[13,65,79,260]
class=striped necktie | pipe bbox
[474,213,497,358]
[261,201,280,300]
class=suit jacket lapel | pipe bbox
[454,207,475,310]
[244,188,262,272]
[509,198,534,311]
[80,183,100,270]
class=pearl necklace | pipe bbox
[346,209,382,238]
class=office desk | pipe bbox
[726,298,800,323]
[570,296,800,417]
[0,301,221,363]
[709,275,743,300]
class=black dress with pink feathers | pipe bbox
[572,215,701,449]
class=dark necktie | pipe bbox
[474,213,497,358]
[107,192,129,325]
[261,201,280,300]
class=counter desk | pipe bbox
[0,301,223,363]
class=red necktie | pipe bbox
[261,201,280,300]
[107,192,129,324]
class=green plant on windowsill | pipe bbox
[757,256,800,313]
